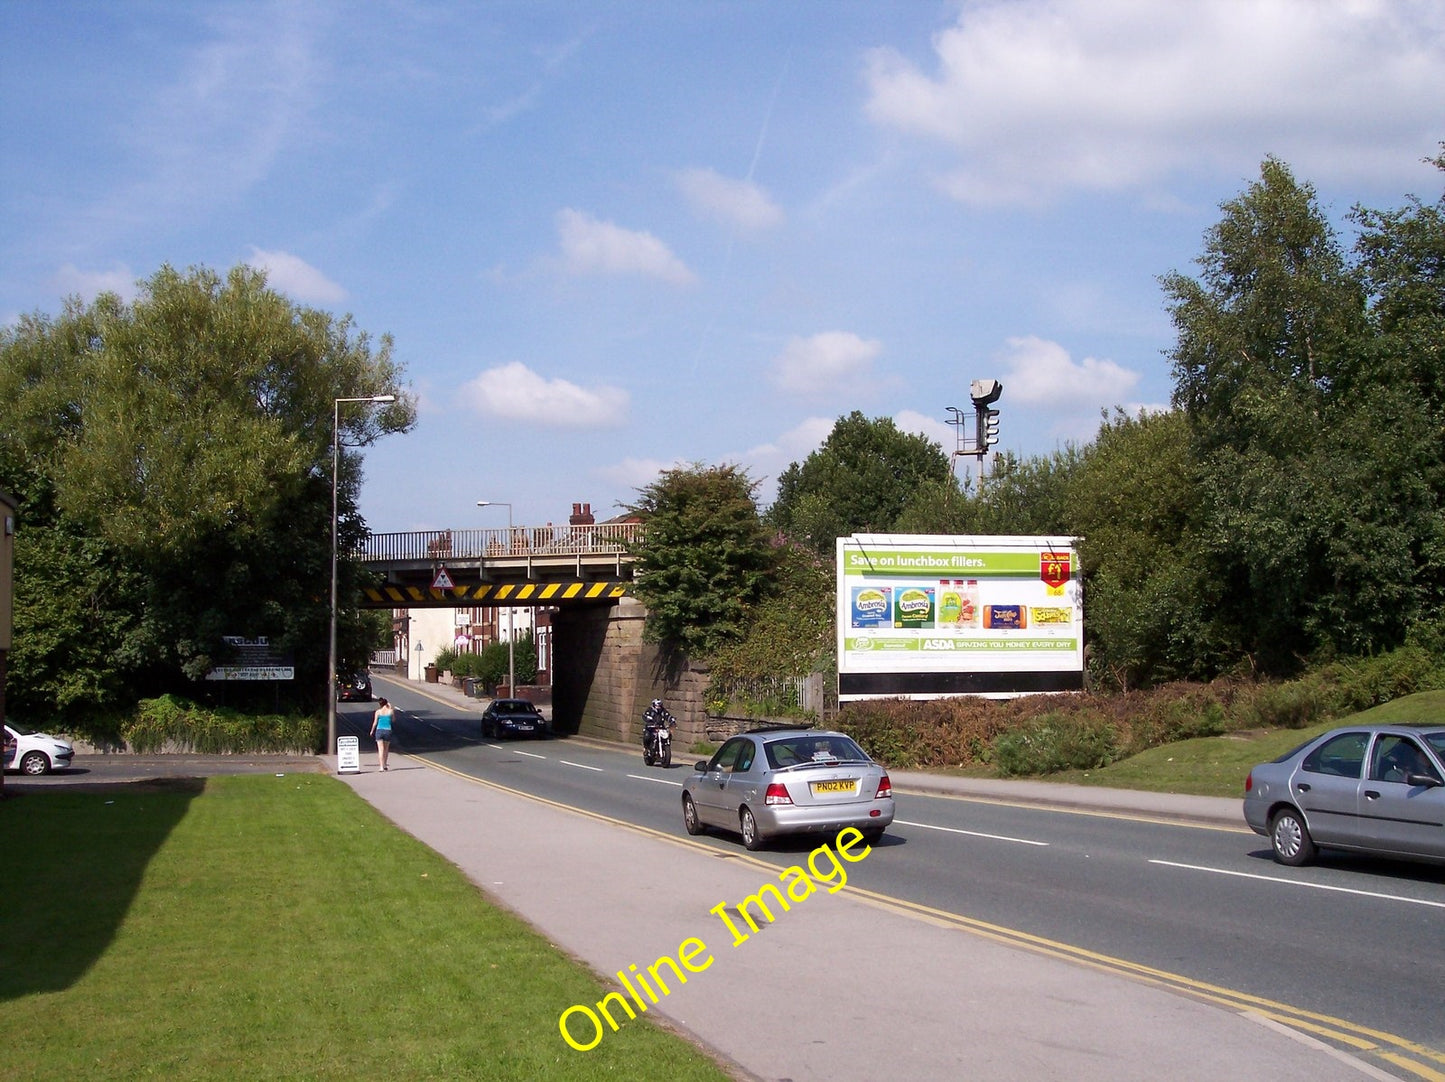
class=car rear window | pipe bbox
[765,735,869,769]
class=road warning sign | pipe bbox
[432,566,455,589]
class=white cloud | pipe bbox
[733,416,837,505]
[556,208,696,284]
[50,263,140,304]
[594,455,691,492]
[995,335,1139,408]
[864,0,1445,204]
[677,167,784,231]
[893,408,955,452]
[246,248,348,304]
[772,331,883,395]
[460,361,629,426]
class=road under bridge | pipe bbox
[354,523,700,744]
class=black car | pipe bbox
[481,698,550,739]
[336,672,374,702]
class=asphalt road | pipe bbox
[341,679,1445,1061]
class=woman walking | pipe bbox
[371,697,394,771]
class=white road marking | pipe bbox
[508,749,546,759]
[895,819,1049,847]
[628,773,685,787]
[1149,859,1445,909]
[560,759,603,772]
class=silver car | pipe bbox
[681,728,895,850]
[1243,723,1445,866]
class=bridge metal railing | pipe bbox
[358,522,645,563]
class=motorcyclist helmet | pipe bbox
[651,698,663,710]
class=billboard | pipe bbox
[836,534,1082,700]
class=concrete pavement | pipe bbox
[332,677,1388,1081]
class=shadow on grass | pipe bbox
[0,778,203,999]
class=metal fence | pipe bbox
[357,522,645,563]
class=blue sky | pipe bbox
[3,1,1442,534]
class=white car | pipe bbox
[4,723,76,776]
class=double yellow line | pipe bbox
[414,754,1445,1081]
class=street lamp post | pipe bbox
[476,500,515,698]
[328,394,395,757]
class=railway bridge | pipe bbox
[354,523,697,742]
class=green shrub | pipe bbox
[1327,646,1443,711]
[832,647,1445,777]
[123,694,322,753]
[992,711,1119,777]
[1231,675,1336,730]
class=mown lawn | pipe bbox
[0,774,734,1081]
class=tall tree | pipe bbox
[1064,409,1229,686]
[628,463,776,662]
[0,264,414,727]
[767,411,952,552]
[1162,158,1433,668]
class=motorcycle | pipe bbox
[642,712,673,767]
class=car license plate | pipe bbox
[517,723,533,730]
[811,779,857,796]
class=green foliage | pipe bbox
[1324,645,1445,711]
[629,463,776,660]
[0,264,414,724]
[1229,676,1338,731]
[767,411,952,552]
[1160,156,1445,672]
[431,636,536,688]
[708,542,834,681]
[835,642,1444,777]
[993,712,1119,777]
[123,694,322,753]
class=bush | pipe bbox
[830,645,1445,777]
[1231,675,1337,731]
[123,694,322,753]
[992,711,1119,777]
[1325,646,1444,711]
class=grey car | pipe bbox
[1243,723,1445,866]
[681,728,895,851]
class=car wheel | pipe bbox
[682,795,705,836]
[1270,807,1317,866]
[20,750,50,776]
[861,827,885,845]
[740,807,765,851]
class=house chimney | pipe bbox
[570,502,595,526]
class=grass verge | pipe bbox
[0,775,735,1081]
[1006,691,1445,798]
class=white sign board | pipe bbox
[337,736,361,774]
[836,534,1083,701]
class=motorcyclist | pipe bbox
[642,698,675,758]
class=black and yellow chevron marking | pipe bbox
[361,580,630,607]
